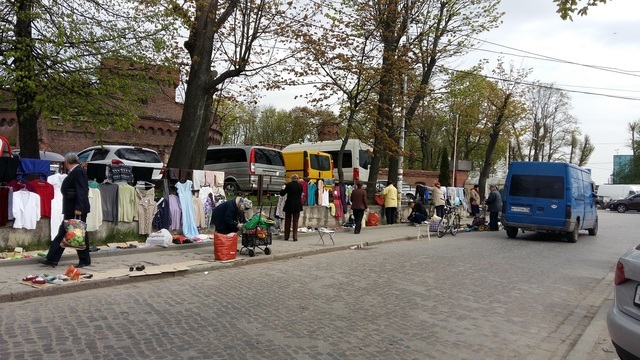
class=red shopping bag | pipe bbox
[366,212,379,227]
[214,232,238,261]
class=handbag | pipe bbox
[60,218,88,250]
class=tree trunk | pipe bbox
[14,0,40,159]
[479,93,512,199]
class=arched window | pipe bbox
[0,118,6,127]
[157,128,164,136]
[148,127,155,135]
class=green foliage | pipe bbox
[553,0,608,20]
[1,0,179,155]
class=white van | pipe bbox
[596,184,640,204]
[282,139,372,183]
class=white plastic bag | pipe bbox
[145,229,172,248]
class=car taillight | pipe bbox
[249,148,255,174]
[353,167,359,180]
[111,159,124,165]
[565,205,571,219]
[614,260,628,285]
[159,167,165,176]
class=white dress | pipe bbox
[86,188,104,232]
[47,173,67,239]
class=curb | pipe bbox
[0,234,417,304]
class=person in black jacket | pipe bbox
[40,153,91,268]
[280,174,303,241]
[485,185,502,231]
[212,197,250,234]
[407,199,428,225]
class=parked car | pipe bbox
[11,149,64,175]
[204,145,286,195]
[607,193,640,213]
[375,180,415,201]
[76,145,164,180]
[607,244,640,360]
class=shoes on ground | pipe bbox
[38,258,58,267]
[75,263,91,268]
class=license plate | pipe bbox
[510,206,530,213]
[635,285,640,307]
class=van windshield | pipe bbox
[509,175,564,199]
[310,154,331,171]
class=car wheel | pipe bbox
[405,193,415,201]
[616,204,627,213]
[566,220,579,243]
[588,218,598,236]
[505,226,518,239]
[224,181,238,197]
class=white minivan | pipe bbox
[282,139,372,183]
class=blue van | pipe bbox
[501,161,598,242]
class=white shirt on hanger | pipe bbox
[13,189,41,230]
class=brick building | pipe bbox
[0,63,221,163]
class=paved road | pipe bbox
[1,210,635,359]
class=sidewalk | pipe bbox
[0,222,432,303]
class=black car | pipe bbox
[608,193,640,213]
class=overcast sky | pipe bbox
[261,0,640,185]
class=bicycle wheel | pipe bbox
[450,214,460,236]
[437,218,447,238]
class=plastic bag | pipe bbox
[214,232,238,261]
[60,219,87,250]
[366,212,379,227]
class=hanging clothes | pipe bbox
[175,180,198,238]
[99,182,120,225]
[12,189,41,229]
[300,181,308,205]
[276,194,286,219]
[28,179,54,218]
[47,173,67,239]
[0,187,9,226]
[192,170,206,190]
[307,181,317,206]
[168,194,182,231]
[317,179,325,206]
[152,198,172,231]
[0,157,19,182]
[333,186,343,219]
[136,187,157,235]
[117,183,137,222]
[86,187,104,232]
[192,196,206,229]
[203,195,213,228]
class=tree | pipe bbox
[0,0,177,159]
[628,120,639,156]
[166,0,316,169]
[476,60,529,199]
[438,147,451,186]
[553,0,608,20]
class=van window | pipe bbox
[206,148,246,165]
[310,154,331,171]
[254,149,285,166]
[326,151,352,168]
[114,148,162,163]
[509,175,564,199]
[359,150,371,169]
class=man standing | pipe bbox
[350,181,367,234]
[41,153,91,267]
[380,180,398,225]
[469,184,480,216]
[280,174,304,241]
[485,185,502,231]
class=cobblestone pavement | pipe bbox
[0,211,633,360]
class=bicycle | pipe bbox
[437,204,461,238]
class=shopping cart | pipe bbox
[239,212,275,257]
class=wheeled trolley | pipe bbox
[239,212,275,257]
[239,229,272,257]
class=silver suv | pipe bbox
[76,145,164,180]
